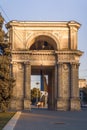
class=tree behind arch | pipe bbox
[0,14,15,112]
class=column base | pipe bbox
[10,98,24,110]
[70,98,81,111]
[24,99,31,110]
[57,98,70,111]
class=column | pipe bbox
[68,24,77,50]
[48,71,52,110]
[57,63,63,97]
[24,62,31,110]
[10,62,17,110]
[57,63,64,110]
[15,62,25,110]
[57,63,70,110]
[54,64,58,110]
[70,63,81,110]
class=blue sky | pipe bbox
[0,0,87,85]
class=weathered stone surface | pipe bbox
[70,98,81,110]
[57,98,70,111]
[24,99,31,110]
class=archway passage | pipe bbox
[7,21,83,111]
[30,36,57,110]
[31,66,56,110]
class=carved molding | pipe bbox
[56,50,83,63]
[13,29,33,49]
[63,63,69,71]
[58,54,76,63]
[12,50,83,64]
[12,53,55,63]
[70,63,80,69]
[53,30,68,42]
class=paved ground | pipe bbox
[3,111,21,130]
[13,108,87,130]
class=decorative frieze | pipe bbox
[56,50,83,63]
[58,54,74,62]
[12,51,56,65]
[12,54,55,61]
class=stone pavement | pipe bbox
[3,108,87,130]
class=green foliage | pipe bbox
[0,112,15,130]
[31,88,40,104]
[0,14,15,112]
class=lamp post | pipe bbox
[36,82,39,103]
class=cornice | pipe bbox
[67,21,81,29]
[12,50,83,56]
[55,50,83,56]
[12,50,55,55]
[6,20,81,29]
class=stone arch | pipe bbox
[26,32,60,50]
[7,21,83,111]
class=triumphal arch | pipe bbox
[6,21,83,111]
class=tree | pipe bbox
[31,88,40,104]
[0,13,15,112]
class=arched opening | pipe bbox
[30,35,57,110]
[29,35,58,50]
[31,66,56,110]
[30,40,54,50]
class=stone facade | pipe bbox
[79,79,87,88]
[6,21,83,110]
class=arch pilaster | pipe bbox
[24,61,31,110]
[57,62,70,110]
[70,63,80,110]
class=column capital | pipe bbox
[11,61,17,65]
[24,61,30,65]
[70,62,80,69]
[70,62,80,65]
[57,62,63,65]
